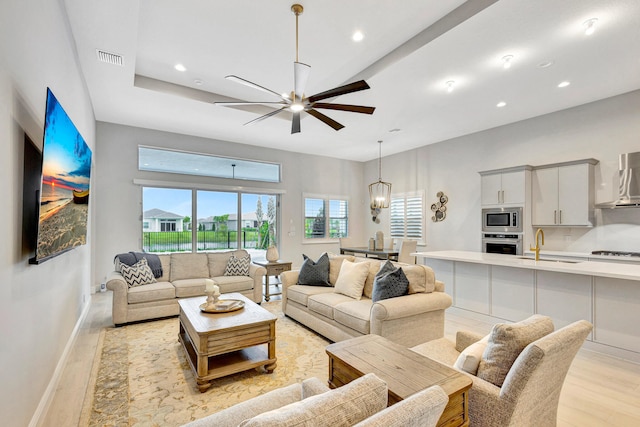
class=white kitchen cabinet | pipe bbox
[532,159,598,226]
[536,271,592,336]
[480,166,531,206]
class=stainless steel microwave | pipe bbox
[482,207,523,233]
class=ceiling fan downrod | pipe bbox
[291,4,303,63]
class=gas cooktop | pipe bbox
[591,250,640,257]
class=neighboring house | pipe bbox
[227,212,259,231]
[197,212,260,232]
[143,208,185,232]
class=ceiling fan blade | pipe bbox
[294,62,311,101]
[291,111,301,134]
[306,109,344,131]
[225,75,286,100]
[312,103,375,114]
[243,107,287,126]
[215,101,287,107]
[307,80,370,103]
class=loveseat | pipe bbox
[182,373,448,427]
[106,250,266,325]
[280,254,452,347]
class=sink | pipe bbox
[517,256,582,264]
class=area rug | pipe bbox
[80,301,330,426]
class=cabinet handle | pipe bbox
[501,190,505,203]
[559,210,562,224]
[497,190,501,203]
[554,210,557,224]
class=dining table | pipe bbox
[339,246,399,261]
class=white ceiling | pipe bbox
[64,0,640,162]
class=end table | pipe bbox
[253,260,292,302]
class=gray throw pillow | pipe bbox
[371,261,409,302]
[298,253,331,286]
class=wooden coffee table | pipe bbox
[178,293,277,392]
[326,334,472,427]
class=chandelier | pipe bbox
[369,140,392,216]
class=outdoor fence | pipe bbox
[143,230,262,253]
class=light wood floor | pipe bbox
[40,290,640,427]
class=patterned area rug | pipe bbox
[81,301,330,426]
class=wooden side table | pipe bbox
[326,334,472,427]
[253,260,292,302]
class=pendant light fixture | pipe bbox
[369,140,392,210]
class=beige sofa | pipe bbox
[106,250,266,325]
[182,373,448,427]
[280,255,452,347]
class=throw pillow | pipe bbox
[298,253,331,286]
[239,373,388,427]
[453,335,489,375]
[477,314,554,387]
[224,254,251,276]
[371,261,409,302]
[334,260,370,300]
[121,258,157,288]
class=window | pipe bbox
[304,195,349,240]
[142,186,279,255]
[390,192,424,243]
[138,146,281,182]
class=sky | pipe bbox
[41,88,92,192]
[142,188,274,220]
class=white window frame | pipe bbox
[302,193,350,244]
[390,191,425,245]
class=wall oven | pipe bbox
[482,233,523,256]
[482,207,523,233]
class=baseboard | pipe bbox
[29,297,92,427]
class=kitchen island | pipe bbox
[415,250,640,362]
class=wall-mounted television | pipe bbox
[29,88,92,264]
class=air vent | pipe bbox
[96,49,124,66]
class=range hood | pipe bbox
[596,152,640,208]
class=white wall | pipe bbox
[94,122,366,283]
[364,90,640,253]
[0,1,96,426]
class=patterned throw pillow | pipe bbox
[298,253,331,286]
[371,261,409,302]
[121,258,157,288]
[224,254,251,276]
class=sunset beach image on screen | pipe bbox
[34,88,92,262]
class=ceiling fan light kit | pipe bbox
[214,3,376,134]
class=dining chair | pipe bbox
[397,239,417,264]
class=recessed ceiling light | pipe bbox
[445,80,455,93]
[194,79,203,86]
[497,101,507,108]
[174,63,187,72]
[352,31,364,42]
[558,81,571,88]
[538,60,554,68]
[583,18,598,36]
[502,55,514,69]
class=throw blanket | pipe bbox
[115,252,163,278]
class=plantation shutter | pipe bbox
[390,193,423,241]
[405,195,423,239]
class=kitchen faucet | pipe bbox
[530,228,545,261]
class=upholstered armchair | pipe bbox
[410,315,592,427]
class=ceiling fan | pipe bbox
[214,4,376,134]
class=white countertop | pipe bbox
[413,250,640,281]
